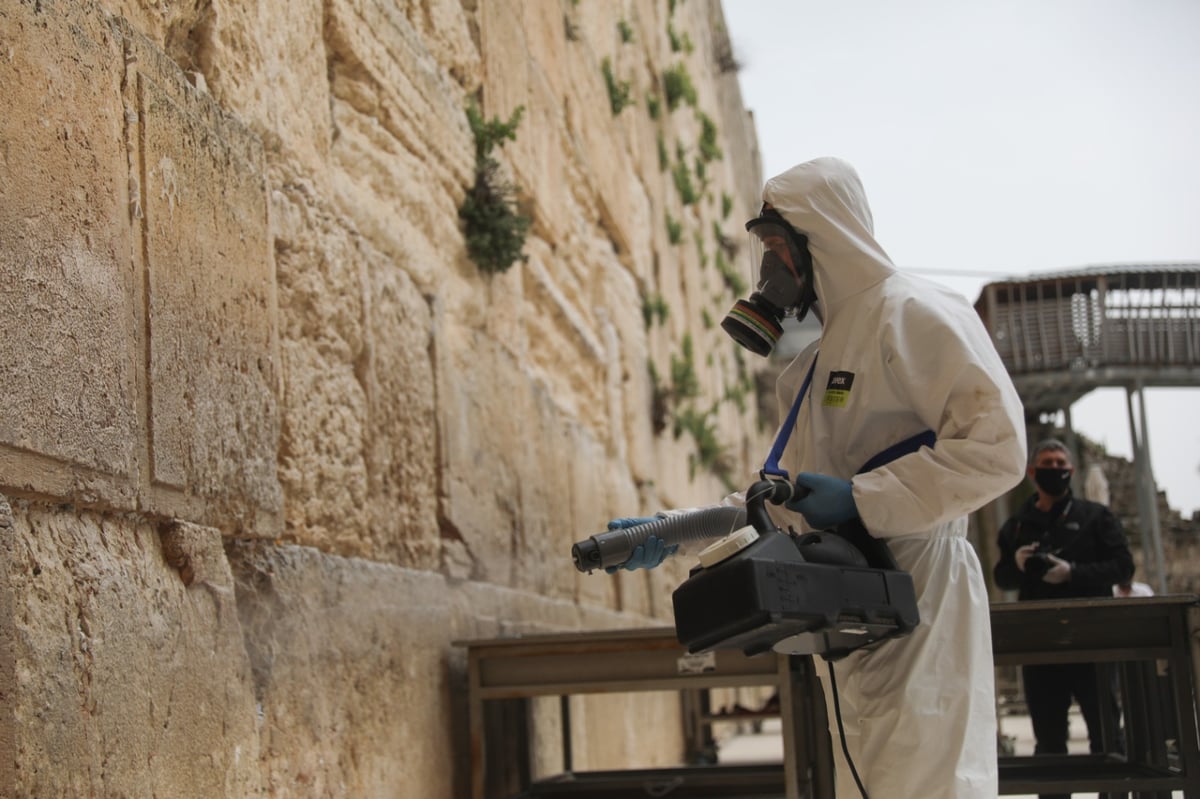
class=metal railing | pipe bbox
[976,265,1200,376]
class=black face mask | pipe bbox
[1033,467,1072,496]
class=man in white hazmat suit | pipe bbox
[611,157,1027,796]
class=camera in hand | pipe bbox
[1024,552,1052,580]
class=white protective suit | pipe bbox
[763,158,1026,796]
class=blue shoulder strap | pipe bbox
[761,353,936,480]
[761,357,818,480]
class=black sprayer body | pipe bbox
[671,480,919,660]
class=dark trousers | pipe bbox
[1023,662,1126,799]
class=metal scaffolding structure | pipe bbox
[975,263,1200,593]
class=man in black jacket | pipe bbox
[995,439,1134,796]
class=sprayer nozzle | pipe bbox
[571,540,601,573]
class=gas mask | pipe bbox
[721,207,816,357]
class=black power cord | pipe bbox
[827,659,870,799]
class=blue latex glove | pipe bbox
[785,472,858,530]
[603,518,679,573]
[607,517,658,529]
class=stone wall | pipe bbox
[1077,441,1200,595]
[0,0,769,795]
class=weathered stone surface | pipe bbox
[360,265,439,567]
[130,26,283,531]
[2,0,772,794]
[435,324,534,585]
[0,495,15,794]
[229,540,458,796]
[272,182,372,556]
[226,538,679,796]
[325,0,478,298]
[0,2,139,497]
[0,496,261,798]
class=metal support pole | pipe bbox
[1063,404,1079,494]
[560,695,572,773]
[1126,384,1168,594]
[1135,382,1168,594]
[1125,387,1152,588]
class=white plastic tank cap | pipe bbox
[697,525,760,568]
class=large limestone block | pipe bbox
[325,0,477,296]
[478,0,642,260]
[0,496,261,797]
[362,261,439,569]
[514,387,599,598]
[518,241,609,432]
[228,540,464,798]
[174,0,335,179]
[476,0,575,249]
[436,325,539,585]
[125,26,283,532]
[272,182,371,555]
[277,337,371,553]
[272,180,439,567]
[0,1,139,504]
[508,0,571,105]
[602,265,659,480]
[436,270,613,591]
[560,40,638,260]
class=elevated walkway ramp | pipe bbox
[975,263,1200,413]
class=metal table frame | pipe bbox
[991,595,1200,797]
[457,596,1200,799]
[456,627,827,799]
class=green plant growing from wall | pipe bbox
[460,101,531,274]
[647,93,662,120]
[674,403,734,490]
[642,293,669,328]
[618,19,634,43]
[564,12,580,41]
[672,147,698,205]
[667,24,694,54]
[665,212,683,244]
[713,221,737,261]
[721,192,733,219]
[602,58,633,115]
[724,380,748,413]
[669,333,700,401]
[656,132,669,170]
[693,231,708,269]
[646,335,738,488]
[715,250,746,295]
[663,63,697,110]
[698,112,722,162]
[646,359,669,435]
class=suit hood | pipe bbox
[763,157,896,314]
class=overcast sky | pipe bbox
[721,0,1200,516]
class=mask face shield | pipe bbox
[721,211,815,356]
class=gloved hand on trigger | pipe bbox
[786,472,858,529]
[603,517,678,573]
